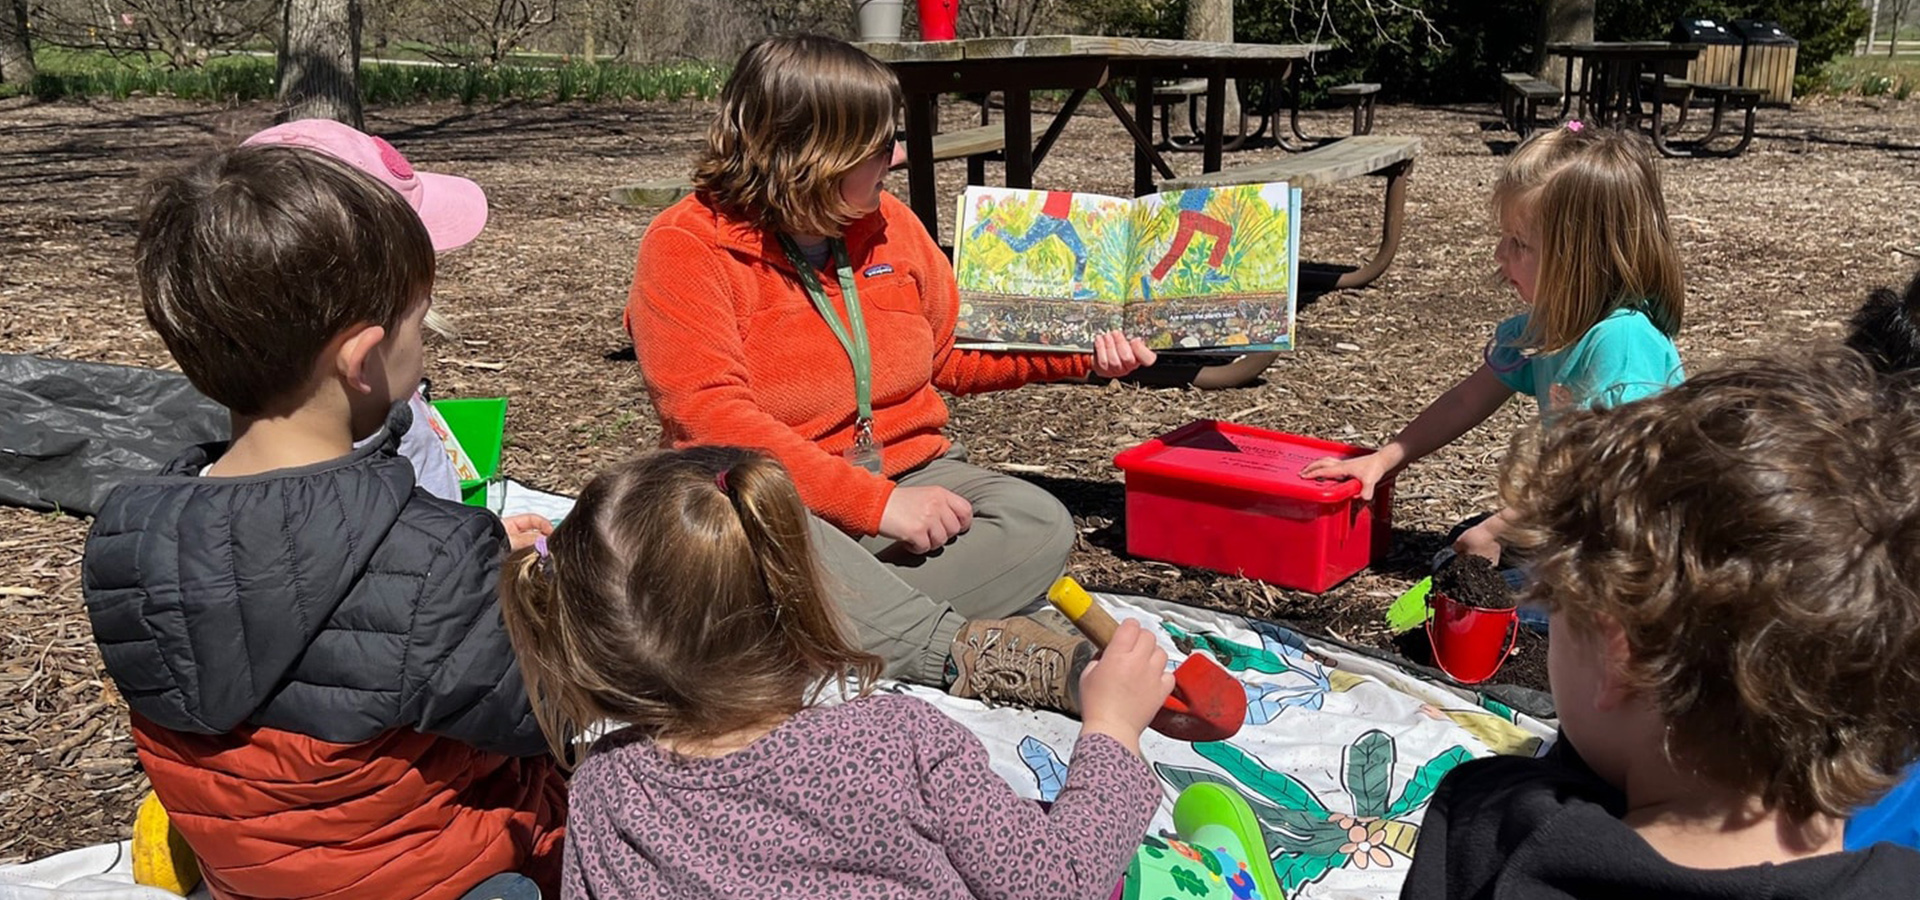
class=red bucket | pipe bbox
[917,0,958,40]
[1425,592,1518,684]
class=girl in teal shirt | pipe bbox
[1303,124,1685,565]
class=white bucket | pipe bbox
[855,0,905,41]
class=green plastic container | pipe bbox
[429,397,508,507]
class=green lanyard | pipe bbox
[777,235,883,473]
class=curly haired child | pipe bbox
[499,446,1175,898]
[1839,265,1920,852]
[1403,350,1920,899]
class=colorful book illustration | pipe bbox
[951,183,1300,352]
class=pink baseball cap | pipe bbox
[242,118,488,252]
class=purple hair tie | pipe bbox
[534,535,550,559]
[716,469,730,493]
[1565,119,1585,133]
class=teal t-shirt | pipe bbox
[1485,306,1683,417]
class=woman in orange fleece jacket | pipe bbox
[626,34,1157,716]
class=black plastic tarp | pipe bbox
[0,354,226,516]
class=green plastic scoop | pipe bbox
[1386,576,1434,634]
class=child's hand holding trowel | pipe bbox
[1078,618,1177,758]
[1050,576,1249,743]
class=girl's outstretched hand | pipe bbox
[1091,331,1158,378]
[1077,618,1176,757]
[1299,451,1395,501]
[501,514,555,552]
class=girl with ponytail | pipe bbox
[499,446,1175,898]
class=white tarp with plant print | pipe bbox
[0,583,1553,900]
[890,591,1556,900]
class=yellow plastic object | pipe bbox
[132,791,202,896]
[1047,576,1094,621]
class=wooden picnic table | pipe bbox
[1547,41,1703,129]
[859,35,1327,239]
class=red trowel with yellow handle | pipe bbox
[1047,576,1247,743]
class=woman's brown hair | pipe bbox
[691,33,901,237]
[1491,126,1685,353]
[499,447,884,762]
[1502,350,1920,819]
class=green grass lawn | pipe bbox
[3,47,727,104]
[1809,55,1920,98]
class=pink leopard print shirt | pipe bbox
[561,693,1160,899]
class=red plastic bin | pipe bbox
[1113,420,1394,593]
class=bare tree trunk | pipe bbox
[624,0,689,63]
[1186,0,1239,122]
[1535,0,1592,87]
[278,0,363,128]
[0,0,34,86]
[580,1,595,63]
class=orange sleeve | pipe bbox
[911,217,1095,396]
[627,225,895,535]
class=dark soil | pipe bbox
[1432,555,1517,610]
[5,92,1919,861]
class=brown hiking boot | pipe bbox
[947,616,1093,715]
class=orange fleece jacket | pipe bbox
[626,192,1092,536]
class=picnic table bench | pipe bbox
[606,118,1033,208]
[1163,134,1419,292]
[1155,78,1382,151]
[1146,134,1420,389]
[1639,74,1764,157]
[1499,72,1563,138]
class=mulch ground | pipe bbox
[3,91,1917,861]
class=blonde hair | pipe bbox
[692,33,901,237]
[1502,350,1920,819]
[1492,126,1684,353]
[499,447,883,762]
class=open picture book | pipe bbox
[950,182,1300,353]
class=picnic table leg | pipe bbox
[1556,54,1576,120]
[1646,86,1691,158]
[1004,89,1035,188]
[1276,63,1314,152]
[1107,77,1175,195]
[1202,68,1226,173]
[1031,87,1089,169]
[904,90,940,239]
[1332,159,1412,290]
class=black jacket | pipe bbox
[82,403,546,757]
[1402,740,1920,900]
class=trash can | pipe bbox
[1731,19,1797,106]
[1670,18,1742,88]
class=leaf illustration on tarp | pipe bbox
[1250,620,1311,656]
[1163,623,1289,675]
[1344,730,1395,818]
[1477,694,1520,722]
[1274,852,1341,895]
[1019,736,1069,802]
[1244,680,1325,725]
[1384,745,1474,820]
[1154,763,1302,846]
[1194,742,1330,818]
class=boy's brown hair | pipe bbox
[135,145,435,416]
[1492,126,1685,353]
[499,446,883,762]
[1504,350,1920,819]
[692,33,901,237]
